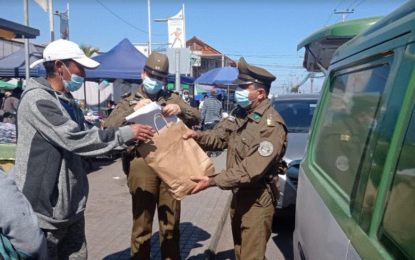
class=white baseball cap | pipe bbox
[30,39,100,69]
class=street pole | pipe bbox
[49,0,55,41]
[67,3,70,40]
[182,3,186,44]
[334,9,354,22]
[23,0,30,85]
[148,0,152,56]
[175,49,181,92]
[310,73,314,93]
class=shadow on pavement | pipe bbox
[103,248,130,260]
[271,216,295,260]
[104,222,211,260]
[215,249,236,260]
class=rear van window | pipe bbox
[313,57,392,197]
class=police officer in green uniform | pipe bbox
[104,52,200,260]
[183,57,288,260]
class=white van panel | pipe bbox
[346,241,361,260]
[294,168,352,260]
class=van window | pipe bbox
[378,108,415,260]
[313,60,391,197]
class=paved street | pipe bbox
[85,152,294,259]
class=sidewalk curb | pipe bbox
[205,192,232,259]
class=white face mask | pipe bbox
[61,64,84,92]
[234,87,257,108]
[143,76,164,94]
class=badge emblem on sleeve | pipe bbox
[258,141,273,157]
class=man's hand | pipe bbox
[183,129,198,140]
[134,99,152,111]
[190,176,211,194]
[162,104,181,117]
[129,124,155,141]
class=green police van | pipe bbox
[294,1,415,259]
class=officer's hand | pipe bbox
[133,99,152,111]
[183,129,198,140]
[190,176,210,194]
[129,124,155,141]
[162,104,181,117]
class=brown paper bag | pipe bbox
[137,114,215,200]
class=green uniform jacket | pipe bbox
[195,99,288,191]
[104,85,201,128]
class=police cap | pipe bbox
[233,57,276,86]
[144,51,169,78]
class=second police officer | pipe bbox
[104,52,200,260]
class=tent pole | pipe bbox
[83,81,87,106]
[227,85,230,112]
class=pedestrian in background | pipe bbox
[201,91,222,131]
[14,39,154,260]
[105,52,200,260]
[201,91,223,157]
[198,94,208,112]
[0,90,19,124]
[183,90,191,104]
[184,57,287,260]
[106,100,115,116]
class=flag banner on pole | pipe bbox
[33,0,47,12]
[59,10,69,40]
[167,10,185,48]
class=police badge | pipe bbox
[258,141,273,157]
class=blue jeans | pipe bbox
[203,121,219,131]
[203,121,220,157]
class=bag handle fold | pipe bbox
[154,113,169,134]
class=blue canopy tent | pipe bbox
[85,38,147,82]
[167,74,194,84]
[0,43,44,78]
[195,66,238,111]
[195,67,238,87]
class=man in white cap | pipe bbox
[14,39,155,260]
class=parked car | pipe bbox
[271,93,320,214]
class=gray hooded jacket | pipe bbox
[14,77,134,230]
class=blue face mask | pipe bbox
[62,65,84,92]
[143,76,164,94]
[234,87,256,108]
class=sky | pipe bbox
[0,0,409,94]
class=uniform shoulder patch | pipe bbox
[258,141,273,157]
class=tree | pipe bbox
[80,44,100,57]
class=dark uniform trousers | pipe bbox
[128,157,181,260]
[104,86,200,260]
[231,189,274,260]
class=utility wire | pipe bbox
[347,0,359,10]
[342,0,367,21]
[354,0,367,10]
[325,0,347,26]
[95,0,163,36]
